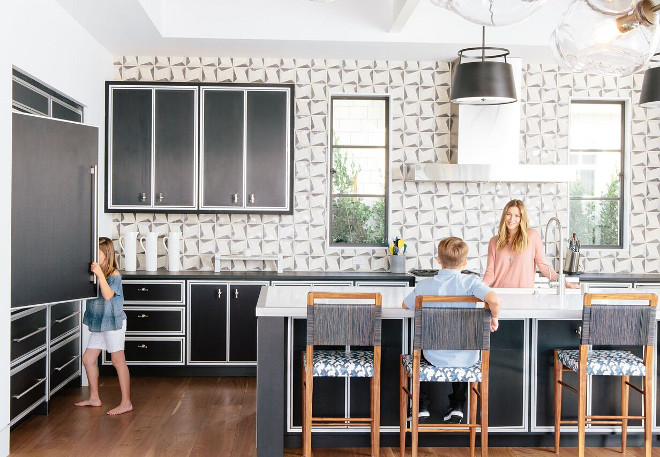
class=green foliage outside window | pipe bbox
[331,149,386,245]
[569,176,620,246]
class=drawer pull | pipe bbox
[13,326,46,343]
[54,311,80,324]
[137,313,149,319]
[138,287,149,292]
[54,356,78,372]
[137,344,148,349]
[235,289,239,298]
[217,289,223,298]
[12,377,46,400]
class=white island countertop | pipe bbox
[254,285,650,319]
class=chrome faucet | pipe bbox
[544,217,565,297]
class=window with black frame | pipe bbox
[329,96,388,247]
[568,99,625,248]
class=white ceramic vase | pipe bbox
[163,231,182,272]
[139,232,159,271]
[119,231,139,272]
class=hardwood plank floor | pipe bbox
[9,376,660,456]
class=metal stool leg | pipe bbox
[554,350,563,454]
[399,356,407,457]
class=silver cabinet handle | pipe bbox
[235,289,239,298]
[139,192,147,202]
[12,377,46,400]
[137,313,149,319]
[157,192,164,202]
[217,289,223,298]
[91,165,98,285]
[137,344,148,349]
[138,287,149,292]
[232,193,238,203]
[13,326,46,343]
[54,311,80,324]
[249,193,255,204]
[576,326,582,338]
[54,356,78,372]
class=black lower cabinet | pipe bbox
[189,283,228,363]
[229,284,265,362]
[49,335,81,393]
[10,353,47,423]
[121,338,183,364]
[535,320,581,427]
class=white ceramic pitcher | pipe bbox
[163,231,182,272]
[139,232,159,271]
[119,231,139,272]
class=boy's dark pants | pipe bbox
[420,382,467,411]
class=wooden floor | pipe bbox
[9,376,660,457]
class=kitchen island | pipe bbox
[255,285,660,457]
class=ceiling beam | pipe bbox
[390,0,422,33]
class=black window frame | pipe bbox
[329,95,389,248]
[568,99,626,249]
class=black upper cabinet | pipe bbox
[107,85,197,211]
[107,83,292,213]
[199,86,292,212]
[245,91,289,210]
[154,89,197,208]
[201,89,245,208]
[109,88,152,208]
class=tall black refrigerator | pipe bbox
[12,112,98,308]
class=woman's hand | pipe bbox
[565,281,580,290]
[490,317,499,332]
[90,262,103,278]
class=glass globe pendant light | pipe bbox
[551,0,660,76]
[450,27,517,104]
[429,0,548,26]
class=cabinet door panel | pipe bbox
[229,284,263,362]
[201,90,244,208]
[154,89,196,208]
[110,88,152,207]
[535,320,581,427]
[189,284,228,363]
[246,90,289,209]
[12,113,97,307]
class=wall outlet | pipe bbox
[353,256,367,266]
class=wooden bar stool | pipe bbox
[399,295,491,457]
[302,292,382,457]
[554,293,658,457]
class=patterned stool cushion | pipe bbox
[305,350,374,377]
[557,349,646,376]
[402,355,482,382]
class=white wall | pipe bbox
[5,1,113,453]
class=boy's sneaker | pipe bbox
[406,405,430,421]
[443,408,464,424]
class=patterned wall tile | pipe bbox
[113,57,658,274]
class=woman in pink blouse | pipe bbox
[482,199,580,289]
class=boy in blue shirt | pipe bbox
[404,236,501,423]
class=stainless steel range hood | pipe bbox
[406,58,574,183]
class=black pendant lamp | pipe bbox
[640,53,660,108]
[450,27,517,105]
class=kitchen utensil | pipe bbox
[563,233,581,275]
[163,231,182,272]
[119,231,139,272]
[139,232,159,271]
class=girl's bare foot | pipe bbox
[107,403,133,415]
[75,399,102,407]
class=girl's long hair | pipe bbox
[496,199,529,253]
[99,237,119,278]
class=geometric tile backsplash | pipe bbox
[113,56,660,274]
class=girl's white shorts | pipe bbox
[87,320,127,354]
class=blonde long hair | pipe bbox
[99,237,119,278]
[496,199,529,253]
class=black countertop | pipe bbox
[119,270,660,283]
[119,269,415,282]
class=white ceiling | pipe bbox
[56,0,578,63]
